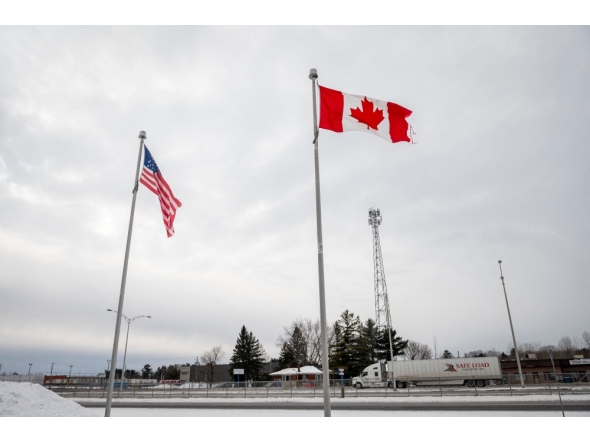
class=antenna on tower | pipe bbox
[369,207,397,389]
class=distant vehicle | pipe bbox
[265,381,282,387]
[104,381,129,389]
[352,357,503,389]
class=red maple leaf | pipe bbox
[350,97,384,130]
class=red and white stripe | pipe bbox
[140,167,182,238]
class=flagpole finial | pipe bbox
[138,131,147,140]
[309,68,318,80]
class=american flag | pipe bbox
[139,146,182,237]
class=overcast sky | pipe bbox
[1,26,589,376]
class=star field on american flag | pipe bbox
[139,146,182,237]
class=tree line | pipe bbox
[111,318,590,382]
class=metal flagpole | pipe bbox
[498,260,525,388]
[105,130,146,417]
[309,68,331,417]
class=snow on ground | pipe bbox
[0,381,99,417]
[2,381,588,418]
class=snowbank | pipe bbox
[0,381,99,417]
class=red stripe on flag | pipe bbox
[319,86,344,133]
[387,102,412,143]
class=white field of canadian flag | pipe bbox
[342,93,393,142]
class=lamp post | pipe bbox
[28,363,33,375]
[107,309,151,394]
[498,260,525,388]
[49,362,54,388]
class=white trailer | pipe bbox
[352,357,503,389]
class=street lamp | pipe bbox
[498,260,525,388]
[107,309,151,394]
[28,363,33,375]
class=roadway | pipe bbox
[77,400,590,412]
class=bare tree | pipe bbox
[557,336,575,358]
[465,349,485,358]
[538,345,556,359]
[484,348,501,357]
[419,343,433,360]
[277,317,328,366]
[404,341,433,360]
[200,345,225,387]
[582,331,590,349]
[404,340,421,360]
[520,342,542,354]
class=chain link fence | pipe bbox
[0,374,45,384]
[24,373,589,399]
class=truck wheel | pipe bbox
[355,382,363,389]
[476,380,485,388]
[466,380,475,387]
[388,381,393,388]
[396,381,406,389]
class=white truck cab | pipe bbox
[352,362,392,389]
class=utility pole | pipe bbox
[369,207,396,389]
[49,363,55,388]
[549,350,565,417]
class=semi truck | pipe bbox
[351,357,503,389]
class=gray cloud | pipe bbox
[1,26,589,375]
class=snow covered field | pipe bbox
[2,381,589,418]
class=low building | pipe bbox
[269,366,328,387]
[178,364,232,383]
[500,357,590,384]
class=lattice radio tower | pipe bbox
[369,207,396,386]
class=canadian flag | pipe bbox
[319,86,412,143]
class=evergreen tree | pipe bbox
[155,365,167,380]
[278,342,295,368]
[124,368,139,378]
[278,326,308,369]
[166,364,180,379]
[229,325,267,380]
[358,318,379,366]
[105,368,122,379]
[375,327,408,361]
[329,310,366,377]
[289,326,308,367]
[141,364,152,378]
[329,321,342,359]
[441,350,454,359]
